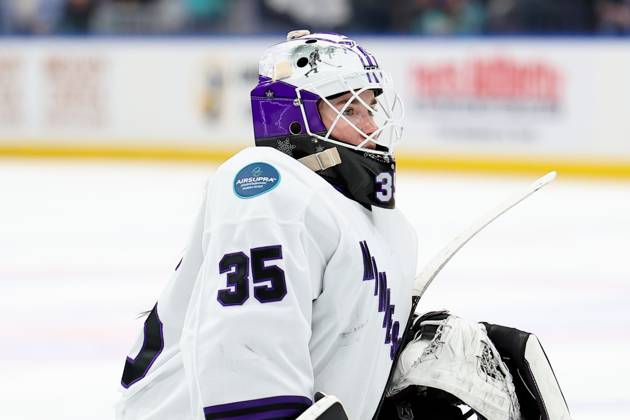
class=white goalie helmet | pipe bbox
[252,30,404,156]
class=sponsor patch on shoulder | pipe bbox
[233,162,281,199]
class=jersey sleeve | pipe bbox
[180,149,336,419]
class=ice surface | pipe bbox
[1,160,628,419]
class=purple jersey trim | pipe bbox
[206,409,302,420]
[204,396,312,420]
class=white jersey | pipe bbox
[116,146,418,420]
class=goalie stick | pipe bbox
[413,170,557,299]
[372,170,557,420]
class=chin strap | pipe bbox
[298,147,342,172]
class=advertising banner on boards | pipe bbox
[0,38,629,169]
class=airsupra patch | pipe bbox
[233,162,281,199]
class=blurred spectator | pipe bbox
[0,0,611,35]
[0,0,65,34]
[411,0,486,35]
[262,0,352,32]
[598,0,630,33]
[183,0,227,32]
[344,0,395,33]
[389,0,422,33]
[92,0,186,34]
[58,0,99,34]
[485,0,596,33]
[223,0,265,34]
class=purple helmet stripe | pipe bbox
[372,54,380,67]
[343,48,374,84]
[349,48,369,68]
[356,45,375,67]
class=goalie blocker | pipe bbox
[382,312,571,420]
[482,323,571,420]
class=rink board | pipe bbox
[1,37,630,177]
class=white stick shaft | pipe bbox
[412,171,557,298]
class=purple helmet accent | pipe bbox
[251,77,326,139]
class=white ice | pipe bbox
[1,159,628,419]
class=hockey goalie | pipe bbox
[377,311,572,420]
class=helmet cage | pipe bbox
[296,69,404,157]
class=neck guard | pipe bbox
[255,135,396,209]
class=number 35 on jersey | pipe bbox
[217,245,287,306]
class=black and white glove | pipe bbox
[380,310,521,420]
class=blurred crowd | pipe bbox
[0,0,629,35]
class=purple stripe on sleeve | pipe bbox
[204,396,312,419]
[210,408,304,420]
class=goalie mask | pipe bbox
[251,31,404,209]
